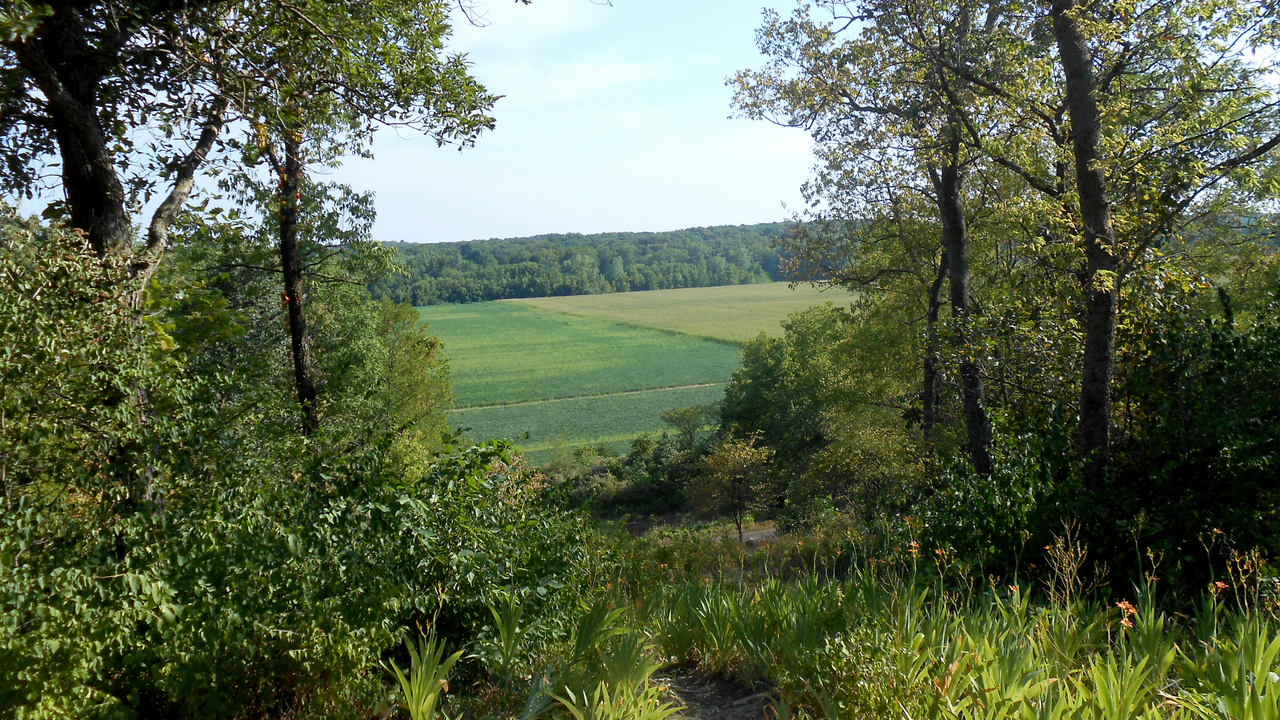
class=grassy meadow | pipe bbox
[511,281,838,344]
[418,283,835,462]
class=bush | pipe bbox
[0,211,592,718]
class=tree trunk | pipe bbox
[1051,0,1118,489]
[11,7,221,266]
[12,12,133,256]
[938,136,994,475]
[923,252,950,443]
[278,134,320,434]
[131,99,228,293]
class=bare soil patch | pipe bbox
[661,667,772,720]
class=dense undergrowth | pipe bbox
[635,570,1280,720]
[5,210,1278,720]
[366,524,1280,720]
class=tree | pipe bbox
[0,0,234,288]
[738,0,1280,487]
[660,403,718,452]
[692,436,772,543]
[936,0,1280,486]
[732,0,999,473]
[721,306,850,465]
[218,0,495,432]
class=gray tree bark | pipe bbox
[923,252,950,443]
[937,129,994,475]
[1051,0,1119,489]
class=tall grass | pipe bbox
[396,526,1278,720]
[628,563,1280,720]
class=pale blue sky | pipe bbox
[330,0,814,243]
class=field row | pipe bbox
[417,283,838,461]
[450,383,727,464]
[417,301,741,408]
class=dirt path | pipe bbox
[661,667,772,720]
[741,528,777,543]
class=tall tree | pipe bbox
[1048,0,1119,487]
[733,0,998,472]
[933,0,1280,486]
[223,0,495,432]
[1,0,229,283]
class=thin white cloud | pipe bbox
[486,60,667,110]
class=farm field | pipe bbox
[416,302,742,408]
[451,384,727,464]
[510,282,839,344]
[417,283,838,463]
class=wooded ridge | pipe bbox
[370,222,789,304]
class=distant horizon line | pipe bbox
[383,219,793,246]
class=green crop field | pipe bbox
[509,282,839,344]
[416,302,742,408]
[417,283,841,464]
[451,384,727,464]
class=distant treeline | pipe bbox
[370,223,789,305]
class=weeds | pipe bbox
[385,631,463,720]
[483,590,539,689]
[518,600,678,720]
[401,527,1278,720]
[626,560,1280,720]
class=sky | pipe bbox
[327,0,816,243]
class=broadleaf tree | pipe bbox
[216,0,496,432]
[732,0,1003,473]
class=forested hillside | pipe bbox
[371,223,787,305]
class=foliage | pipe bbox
[0,0,232,257]
[0,210,148,499]
[372,224,789,305]
[479,592,539,690]
[0,210,592,718]
[613,531,1280,720]
[721,304,851,465]
[1104,273,1280,589]
[660,404,720,453]
[542,434,695,518]
[794,423,922,532]
[720,299,925,532]
[689,436,772,543]
[722,0,1280,590]
[386,632,463,720]
[550,680,679,720]
[223,0,495,159]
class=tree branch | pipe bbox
[1212,129,1280,173]
[133,97,229,288]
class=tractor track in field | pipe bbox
[449,383,726,412]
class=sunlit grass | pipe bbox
[509,282,841,345]
[452,384,727,464]
[417,302,740,408]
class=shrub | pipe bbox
[0,211,592,718]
